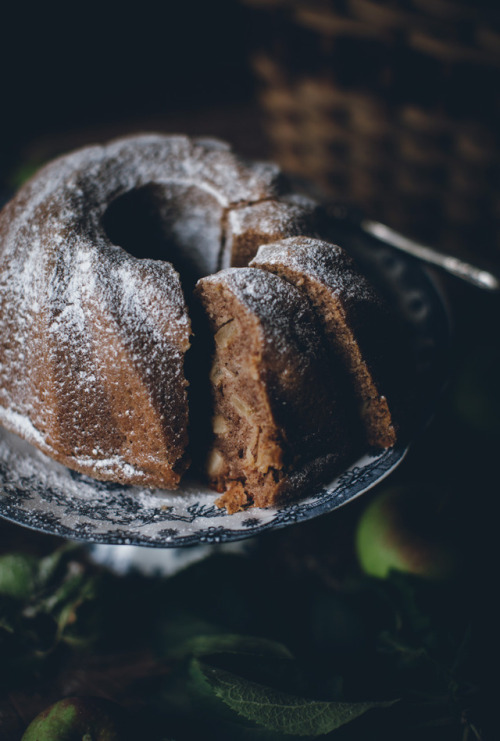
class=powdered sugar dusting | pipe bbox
[222,195,318,269]
[251,237,378,303]
[227,195,316,238]
[198,267,326,362]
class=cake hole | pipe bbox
[102,182,224,285]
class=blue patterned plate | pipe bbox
[0,235,451,547]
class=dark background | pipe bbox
[3,1,499,267]
[1,3,257,181]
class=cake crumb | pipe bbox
[215,481,251,513]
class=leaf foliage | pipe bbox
[192,660,396,737]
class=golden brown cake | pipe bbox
[0,133,402,508]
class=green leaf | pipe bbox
[36,544,79,587]
[0,554,38,599]
[0,544,81,602]
[42,570,99,646]
[154,611,224,655]
[193,660,397,737]
[173,634,294,661]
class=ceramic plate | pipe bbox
[0,232,451,546]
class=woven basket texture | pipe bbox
[244,0,500,261]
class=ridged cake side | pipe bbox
[0,197,191,487]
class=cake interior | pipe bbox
[203,286,288,510]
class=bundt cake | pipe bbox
[0,132,403,509]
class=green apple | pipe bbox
[355,485,458,581]
[21,697,126,741]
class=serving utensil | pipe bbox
[363,220,499,292]
[326,202,500,292]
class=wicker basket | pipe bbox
[244,0,500,262]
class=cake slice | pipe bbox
[250,237,401,448]
[195,268,358,512]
